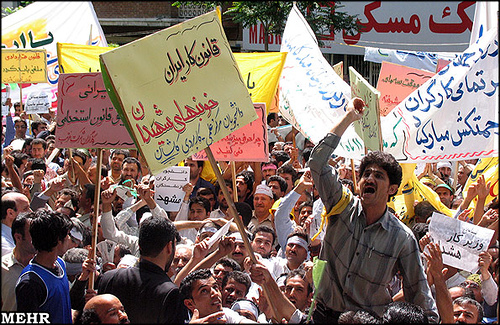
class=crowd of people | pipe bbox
[1,96,498,324]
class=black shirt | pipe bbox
[98,260,188,324]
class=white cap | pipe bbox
[254,184,273,198]
[437,161,452,169]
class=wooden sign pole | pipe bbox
[87,148,103,290]
[204,147,280,318]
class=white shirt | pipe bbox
[1,224,15,257]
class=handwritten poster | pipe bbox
[100,10,257,175]
[279,5,364,160]
[429,212,494,273]
[1,49,47,83]
[349,66,382,152]
[154,166,189,212]
[376,62,434,116]
[2,1,108,105]
[25,91,50,114]
[333,61,343,79]
[192,103,267,161]
[381,27,498,162]
[55,73,135,148]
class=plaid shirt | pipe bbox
[309,133,438,322]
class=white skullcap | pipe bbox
[437,161,452,169]
[231,300,259,320]
[254,184,273,198]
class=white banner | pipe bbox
[1,1,107,105]
[469,1,499,46]
[154,166,189,212]
[382,27,499,162]
[279,5,364,159]
[429,212,494,273]
[364,47,458,73]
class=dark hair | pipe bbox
[215,257,241,272]
[301,147,312,163]
[62,247,89,264]
[31,138,47,150]
[12,151,29,169]
[197,186,216,198]
[215,179,233,195]
[82,183,96,205]
[77,308,102,324]
[451,285,476,300]
[267,175,288,193]
[271,150,290,165]
[111,149,130,159]
[410,223,429,243]
[30,210,73,252]
[285,268,313,295]
[122,156,141,172]
[297,200,313,216]
[180,268,213,300]
[382,301,428,323]
[340,178,354,193]
[267,112,278,124]
[339,309,381,324]
[414,201,437,222]
[189,196,211,213]
[253,225,276,244]
[236,170,254,190]
[71,149,88,166]
[60,188,80,212]
[235,202,253,227]
[222,271,251,295]
[28,157,46,173]
[11,213,36,244]
[138,216,179,258]
[453,296,483,322]
[358,151,402,200]
[277,164,299,183]
[116,244,132,260]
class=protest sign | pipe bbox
[1,86,10,116]
[1,1,107,104]
[280,4,364,159]
[332,61,343,79]
[1,49,47,83]
[381,27,498,162]
[349,66,382,152]
[100,10,257,175]
[429,212,494,273]
[233,52,286,112]
[55,73,135,148]
[57,42,112,73]
[25,91,50,114]
[192,103,268,161]
[376,62,434,116]
[154,166,189,212]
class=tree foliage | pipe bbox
[1,1,33,17]
[172,1,361,51]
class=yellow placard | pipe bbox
[234,52,286,112]
[100,10,257,175]
[1,49,47,83]
[57,42,112,73]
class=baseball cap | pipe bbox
[434,183,455,195]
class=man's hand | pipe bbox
[101,188,117,205]
[478,251,492,280]
[189,309,226,324]
[217,236,235,256]
[33,169,45,184]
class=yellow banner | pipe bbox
[57,42,112,73]
[389,163,454,225]
[1,49,47,83]
[233,52,286,112]
[462,157,499,220]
